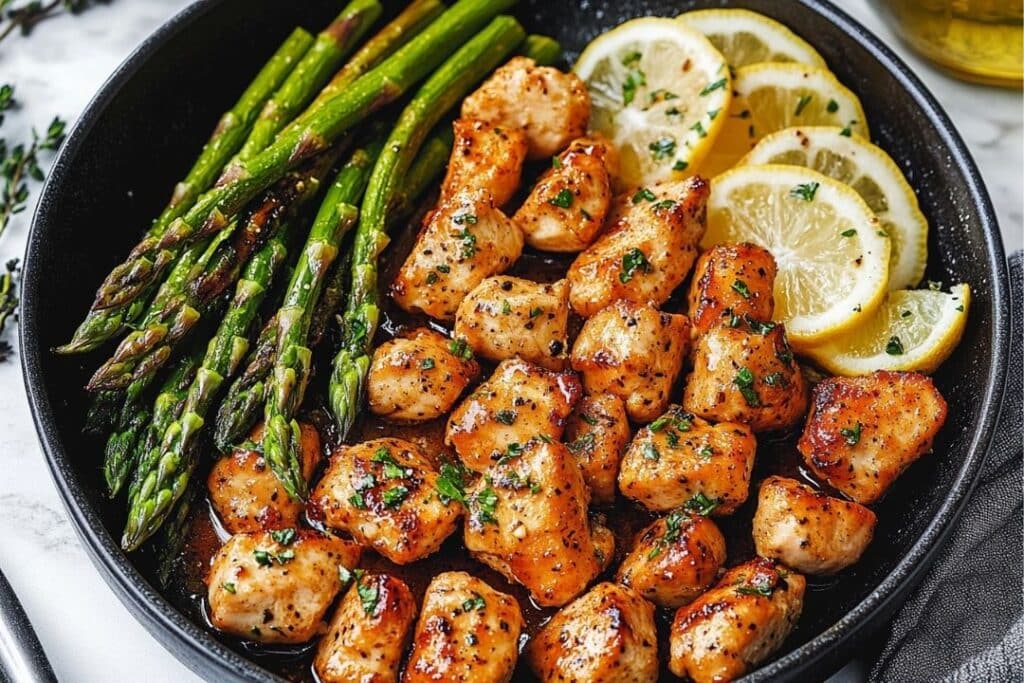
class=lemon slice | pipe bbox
[704,164,891,347]
[573,17,731,187]
[804,284,970,375]
[741,126,928,291]
[698,63,869,178]
[678,8,827,68]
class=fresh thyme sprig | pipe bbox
[0,0,108,44]
[0,84,67,235]
[0,258,19,362]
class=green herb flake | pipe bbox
[733,367,761,406]
[648,136,677,160]
[794,94,812,116]
[691,121,708,138]
[621,50,642,67]
[648,510,687,559]
[653,199,677,211]
[552,155,563,169]
[529,307,544,318]
[632,187,656,204]
[421,357,435,370]
[270,528,296,546]
[425,271,439,285]
[457,228,477,259]
[673,159,689,171]
[462,593,486,612]
[381,485,409,508]
[685,491,720,516]
[731,279,752,299]
[642,442,660,461]
[841,228,857,237]
[827,99,839,113]
[580,413,599,426]
[221,582,237,594]
[622,69,646,106]
[495,410,517,425]
[253,549,273,567]
[356,576,380,615]
[698,445,714,459]
[746,316,776,334]
[619,248,652,284]
[736,575,774,597]
[474,486,499,525]
[700,77,728,96]
[436,462,468,505]
[453,212,478,225]
[840,421,863,446]
[449,338,473,360]
[348,492,366,509]
[790,181,820,201]
[840,126,852,137]
[501,300,512,315]
[372,447,406,480]
[436,264,450,273]
[549,188,574,209]
[885,335,905,355]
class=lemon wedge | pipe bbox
[698,63,868,178]
[704,164,891,347]
[741,126,928,290]
[574,17,731,187]
[804,284,970,375]
[679,8,827,68]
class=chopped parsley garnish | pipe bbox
[622,69,646,106]
[794,94,812,116]
[827,98,839,113]
[501,299,512,315]
[673,159,689,171]
[270,528,296,546]
[381,485,409,508]
[690,121,708,138]
[452,212,478,225]
[840,125,852,137]
[666,431,680,448]
[733,367,761,406]
[449,338,473,360]
[648,509,687,559]
[357,575,379,615]
[549,188,574,208]
[746,316,776,334]
[372,447,406,479]
[886,336,905,355]
[700,77,727,96]
[474,486,499,525]
[436,264,450,273]
[421,357,435,370]
[632,187,656,204]
[552,155,563,169]
[462,593,486,612]
[425,271,438,285]
[642,442,660,460]
[457,228,477,258]
[436,462,468,505]
[841,228,857,237]
[253,547,294,566]
[790,181,820,201]
[736,574,774,597]
[648,136,676,160]
[529,307,543,318]
[648,88,679,104]
[580,413,599,426]
[840,421,863,446]
[685,491,720,516]
[732,279,751,299]
[221,582,236,594]
[698,445,714,459]
[348,492,366,509]
[621,50,642,67]
[495,410,517,425]
[619,248,652,283]
[567,432,596,454]
[653,199,677,211]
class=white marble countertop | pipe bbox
[0,2,1019,682]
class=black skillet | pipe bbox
[20,0,1011,681]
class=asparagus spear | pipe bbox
[154,479,198,588]
[329,16,526,439]
[521,34,562,65]
[261,136,389,499]
[212,314,277,451]
[122,226,291,551]
[58,28,313,354]
[233,0,382,163]
[83,0,513,330]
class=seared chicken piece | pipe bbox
[367,327,481,422]
[463,439,609,607]
[616,510,727,608]
[567,177,708,317]
[513,137,613,252]
[461,56,589,159]
[798,371,947,504]
[446,357,581,473]
[314,573,418,683]
[683,323,809,433]
[563,393,631,505]
[454,276,570,370]
[207,422,321,534]
[403,571,524,683]
[391,189,524,321]
[618,406,756,515]
[571,300,690,423]
[688,243,777,336]
[207,530,362,644]
[753,476,877,575]
[308,438,461,564]
[440,118,528,207]
[669,557,805,683]
[527,582,658,683]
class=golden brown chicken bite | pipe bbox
[446,357,581,473]
[571,300,690,423]
[688,242,778,336]
[527,582,659,683]
[308,438,462,564]
[669,557,805,683]
[463,439,609,607]
[513,137,613,252]
[798,370,947,504]
[618,406,756,515]
[206,529,362,645]
[461,56,589,159]
[753,476,877,575]
[563,393,631,505]
[314,573,417,683]
[683,323,809,432]
[403,571,524,683]
[391,188,524,321]
[207,422,321,534]
[441,118,528,207]
[617,509,727,608]
[454,276,570,370]
[567,176,708,317]
[366,327,480,422]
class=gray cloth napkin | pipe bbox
[868,252,1023,682]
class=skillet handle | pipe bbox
[0,568,57,683]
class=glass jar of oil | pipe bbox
[869,0,1023,88]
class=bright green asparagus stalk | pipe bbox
[102,405,150,497]
[122,228,291,551]
[233,0,381,163]
[521,34,562,65]
[154,478,198,588]
[84,0,513,335]
[58,28,313,354]
[261,193,361,498]
[212,314,277,451]
[329,16,526,438]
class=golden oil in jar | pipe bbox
[870,0,1023,88]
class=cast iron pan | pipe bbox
[20,0,1011,681]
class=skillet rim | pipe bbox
[18,0,1011,681]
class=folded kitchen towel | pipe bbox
[869,252,1023,682]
